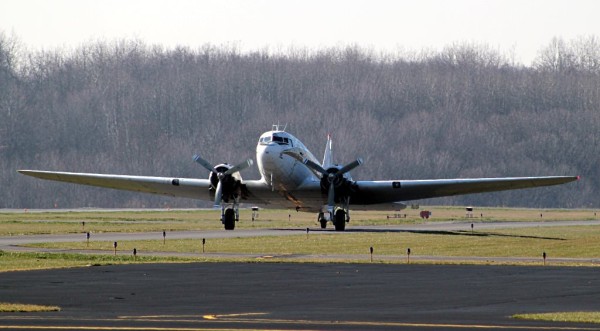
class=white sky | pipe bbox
[1,0,599,65]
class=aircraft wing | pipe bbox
[18,170,216,201]
[351,176,579,205]
[18,171,579,211]
[18,170,280,206]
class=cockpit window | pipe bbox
[260,134,292,146]
[259,136,272,145]
[273,135,290,145]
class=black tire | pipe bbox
[318,213,327,229]
[334,209,346,231]
[224,208,236,230]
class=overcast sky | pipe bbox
[1,0,599,65]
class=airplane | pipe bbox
[19,125,579,231]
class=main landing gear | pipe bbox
[221,200,240,230]
[317,206,350,231]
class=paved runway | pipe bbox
[1,263,600,330]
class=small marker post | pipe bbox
[202,238,206,253]
[133,248,137,260]
[306,227,309,239]
[407,248,411,264]
[86,232,90,247]
[113,241,118,256]
[543,251,547,265]
[471,223,474,233]
[370,247,374,262]
[163,230,166,245]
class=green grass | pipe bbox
[0,302,61,312]
[0,251,207,272]
[26,225,600,259]
[0,207,597,236]
[2,207,600,272]
[513,312,600,324]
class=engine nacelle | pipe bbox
[319,166,357,203]
[208,163,244,203]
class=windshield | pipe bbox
[259,136,272,145]
[259,134,292,146]
[272,135,290,145]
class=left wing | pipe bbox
[17,169,295,207]
[18,170,214,200]
[349,176,579,205]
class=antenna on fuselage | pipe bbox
[271,123,288,131]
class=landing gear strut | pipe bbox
[221,199,240,230]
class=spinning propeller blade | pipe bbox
[193,154,254,208]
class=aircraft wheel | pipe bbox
[334,209,346,231]
[318,213,327,229]
[223,208,236,230]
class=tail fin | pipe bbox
[322,134,333,168]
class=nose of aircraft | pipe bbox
[256,141,281,174]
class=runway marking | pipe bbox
[202,312,270,320]
[112,313,600,330]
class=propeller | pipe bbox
[193,154,253,207]
[301,157,363,213]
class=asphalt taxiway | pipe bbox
[1,263,600,330]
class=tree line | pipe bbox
[1,32,598,209]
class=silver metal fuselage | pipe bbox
[256,130,320,192]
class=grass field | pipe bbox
[26,225,600,259]
[0,206,597,235]
[1,207,599,272]
[513,312,600,324]
[0,302,60,312]
[0,250,204,272]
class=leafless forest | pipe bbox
[1,32,598,209]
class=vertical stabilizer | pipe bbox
[322,134,333,168]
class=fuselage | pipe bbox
[256,130,320,191]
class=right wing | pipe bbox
[351,176,579,205]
